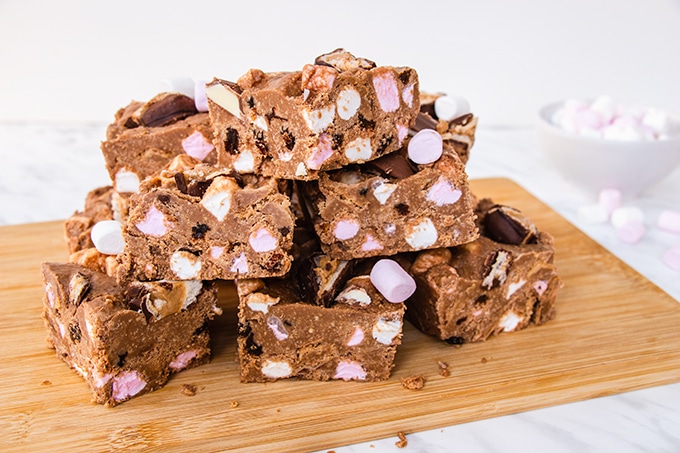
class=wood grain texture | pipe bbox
[1,178,679,452]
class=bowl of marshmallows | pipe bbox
[537,96,680,198]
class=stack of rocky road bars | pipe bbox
[42,49,561,406]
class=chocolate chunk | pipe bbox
[450,113,474,127]
[224,128,240,155]
[253,129,268,153]
[174,172,189,194]
[187,179,213,198]
[413,112,438,132]
[398,68,414,86]
[117,352,128,367]
[444,336,465,345]
[395,203,410,215]
[331,133,344,149]
[282,127,296,151]
[358,114,375,130]
[298,252,354,307]
[68,272,90,306]
[365,152,416,179]
[484,205,538,245]
[420,102,437,119]
[68,323,82,343]
[192,223,210,239]
[481,250,512,290]
[314,48,376,72]
[376,135,393,155]
[138,93,198,128]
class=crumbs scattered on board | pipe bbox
[401,375,425,390]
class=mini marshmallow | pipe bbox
[616,220,645,244]
[610,206,644,229]
[407,129,443,165]
[159,77,195,99]
[642,108,671,137]
[91,220,125,255]
[663,245,680,271]
[589,95,616,124]
[658,210,680,234]
[598,188,622,215]
[193,80,209,112]
[369,259,416,303]
[577,204,609,224]
[434,95,471,121]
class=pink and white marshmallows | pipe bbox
[551,96,677,141]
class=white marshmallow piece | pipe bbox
[610,206,645,229]
[658,210,680,234]
[407,129,443,165]
[91,220,125,255]
[369,259,416,303]
[434,95,471,121]
[159,77,195,99]
[589,95,616,124]
[114,169,140,194]
[642,108,671,137]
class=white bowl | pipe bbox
[537,101,680,198]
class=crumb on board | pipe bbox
[401,374,425,390]
[41,380,52,386]
[395,432,408,448]
[230,400,239,408]
[481,357,488,364]
[437,360,450,377]
[180,383,198,396]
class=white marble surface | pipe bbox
[1,122,679,452]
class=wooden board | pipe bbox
[2,177,680,452]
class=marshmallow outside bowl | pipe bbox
[537,101,680,198]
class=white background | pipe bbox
[1,0,680,126]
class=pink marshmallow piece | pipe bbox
[372,70,400,113]
[136,205,170,237]
[194,79,209,112]
[616,220,645,244]
[169,350,198,371]
[182,130,214,161]
[334,219,360,240]
[663,245,680,272]
[333,360,367,381]
[111,370,147,402]
[248,228,278,252]
[369,259,416,303]
[598,188,622,215]
[306,133,334,170]
[658,210,680,234]
[426,177,462,206]
[407,129,443,165]
[347,326,364,347]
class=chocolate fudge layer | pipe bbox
[236,223,406,382]
[417,92,478,165]
[300,143,479,260]
[207,49,420,180]
[102,92,216,193]
[406,198,561,344]
[41,262,221,406]
[236,273,405,383]
[116,156,295,283]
